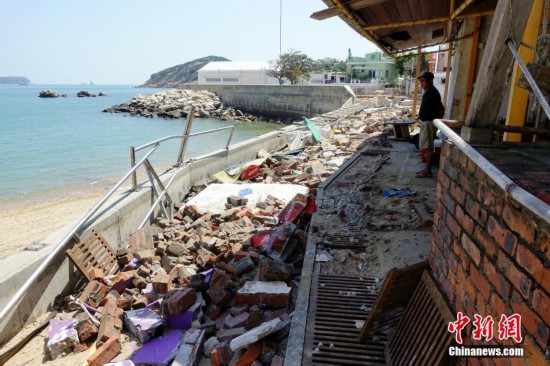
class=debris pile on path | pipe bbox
[103,89,259,122]
[41,97,414,365]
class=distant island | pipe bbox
[140,55,229,87]
[0,76,30,85]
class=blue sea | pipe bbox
[0,84,279,199]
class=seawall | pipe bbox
[0,129,294,344]
[183,85,356,118]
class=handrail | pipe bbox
[0,143,160,324]
[138,172,178,229]
[134,126,235,152]
[0,119,237,325]
[433,119,550,225]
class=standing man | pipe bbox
[415,71,444,178]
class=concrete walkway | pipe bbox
[286,138,438,365]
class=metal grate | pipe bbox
[303,274,387,365]
[322,234,369,249]
[359,261,429,342]
[387,271,456,366]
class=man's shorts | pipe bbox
[419,120,436,150]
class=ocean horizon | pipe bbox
[0,84,279,199]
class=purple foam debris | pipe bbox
[105,361,136,366]
[124,308,163,343]
[201,268,213,283]
[132,331,183,366]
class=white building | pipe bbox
[309,71,348,84]
[198,61,279,85]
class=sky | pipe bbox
[0,0,379,85]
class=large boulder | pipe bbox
[38,89,60,98]
[77,90,97,97]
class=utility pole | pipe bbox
[279,0,283,56]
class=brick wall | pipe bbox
[430,141,550,364]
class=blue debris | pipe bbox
[382,188,416,197]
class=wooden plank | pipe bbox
[464,0,534,129]
[65,229,118,281]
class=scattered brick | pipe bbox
[87,337,120,366]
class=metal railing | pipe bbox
[0,106,236,325]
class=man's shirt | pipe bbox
[419,85,443,121]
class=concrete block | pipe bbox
[229,318,285,351]
[224,312,250,329]
[235,281,291,308]
[460,126,493,144]
[47,318,80,360]
[216,327,246,343]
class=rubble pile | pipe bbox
[40,98,415,365]
[103,89,259,122]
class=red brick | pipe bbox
[484,257,511,299]
[77,320,98,342]
[235,342,261,366]
[487,216,517,255]
[465,196,484,225]
[504,262,531,300]
[473,227,498,259]
[532,289,550,325]
[87,337,120,366]
[441,191,456,215]
[235,251,260,264]
[490,293,509,320]
[446,214,462,239]
[162,288,197,315]
[211,343,232,366]
[451,184,466,206]
[88,267,105,281]
[470,265,491,301]
[462,233,481,266]
[97,297,119,346]
[502,206,536,244]
[453,240,471,271]
[457,266,476,302]
[152,272,171,294]
[440,172,451,191]
[510,291,549,349]
[515,244,550,294]
[456,206,474,235]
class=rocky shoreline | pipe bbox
[103,89,260,122]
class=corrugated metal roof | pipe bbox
[199,61,270,71]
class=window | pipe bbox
[386,70,389,78]
[222,77,239,83]
[205,77,221,82]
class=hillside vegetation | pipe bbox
[141,56,229,87]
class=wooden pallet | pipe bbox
[359,261,429,342]
[66,229,118,281]
[387,271,456,365]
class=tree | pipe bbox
[267,49,314,85]
[312,58,347,73]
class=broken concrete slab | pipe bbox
[185,183,308,214]
[47,318,80,360]
[229,318,285,351]
[172,328,206,366]
[123,308,163,343]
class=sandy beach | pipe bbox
[0,182,116,261]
